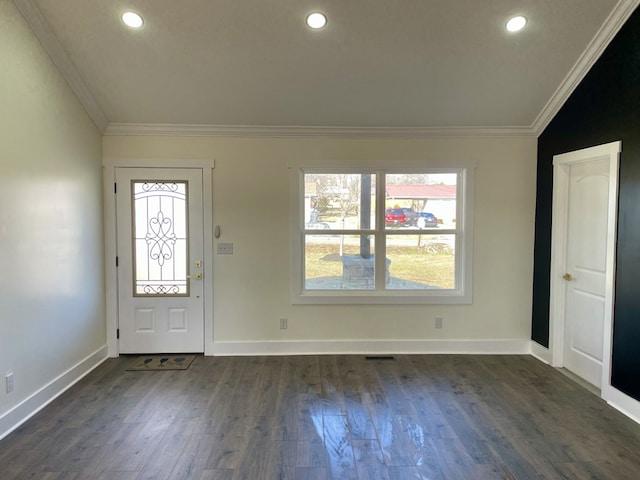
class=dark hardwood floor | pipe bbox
[1,354,640,479]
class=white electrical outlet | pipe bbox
[6,372,14,393]
[435,316,443,329]
[280,318,288,329]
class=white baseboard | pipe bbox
[0,345,108,441]
[211,339,531,356]
[603,385,640,425]
[529,340,552,364]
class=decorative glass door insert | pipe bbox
[116,167,205,354]
[132,181,189,296]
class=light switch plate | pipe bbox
[217,243,233,254]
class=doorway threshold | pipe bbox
[557,367,601,397]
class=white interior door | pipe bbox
[550,141,620,390]
[116,167,204,353]
[563,158,609,386]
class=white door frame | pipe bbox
[103,157,215,357]
[549,141,620,390]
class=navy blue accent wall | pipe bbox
[533,6,640,400]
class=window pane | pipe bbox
[305,234,377,290]
[304,173,376,230]
[132,181,188,296]
[385,173,457,230]
[386,234,455,289]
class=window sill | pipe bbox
[291,290,472,305]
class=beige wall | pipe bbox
[104,134,537,353]
[0,0,105,433]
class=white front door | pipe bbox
[550,141,620,389]
[116,167,205,353]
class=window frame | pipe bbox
[290,160,475,304]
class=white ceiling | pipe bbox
[16,0,638,134]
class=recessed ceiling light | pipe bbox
[306,12,327,29]
[122,11,144,29]
[506,16,527,33]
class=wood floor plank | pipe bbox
[196,359,248,434]
[323,414,358,479]
[296,440,330,468]
[432,392,497,466]
[386,465,433,479]
[296,410,325,446]
[352,439,390,480]
[136,417,201,480]
[231,438,296,480]
[198,469,233,480]
[393,415,441,469]
[202,433,247,471]
[363,400,417,468]
[318,357,347,416]
[2,354,640,479]
[293,466,327,480]
[449,392,543,479]
[344,395,377,440]
[428,437,496,480]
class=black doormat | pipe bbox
[125,354,196,371]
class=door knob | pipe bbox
[187,273,202,280]
[562,273,573,281]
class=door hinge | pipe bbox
[114,182,117,194]
[115,256,119,267]
[117,329,120,339]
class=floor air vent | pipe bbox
[365,355,395,361]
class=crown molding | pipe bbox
[532,0,640,136]
[103,123,536,139]
[13,0,108,132]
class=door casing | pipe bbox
[549,141,620,391]
[104,158,215,357]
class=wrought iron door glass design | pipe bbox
[132,181,189,296]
